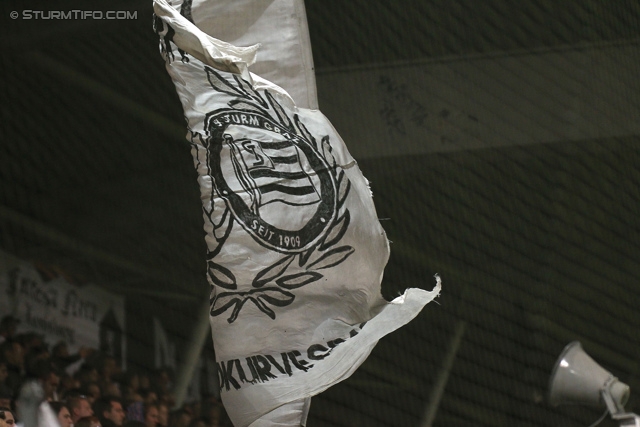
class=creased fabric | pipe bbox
[153,1,440,425]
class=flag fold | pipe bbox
[153,1,440,425]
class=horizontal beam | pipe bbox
[0,204,197,299]
[25,51,185,141]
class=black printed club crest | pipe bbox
[197,67,353,323]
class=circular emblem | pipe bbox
[207,109,338,253]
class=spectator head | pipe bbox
[138,375,150,390]
[103,381,121,398]
[59,373,80,399]
[49,401,73,427]
[98,356,120,381]
[144,404,159,427]
[205,401,224,427]
[157,402,169,427]
[75,364,99,384]
[43,371,60,401]
[0,342,24,369]
[76,415,101,427]
[150,369,171,396]
[95,396,126,427]
[139,389,157,407]
[16,333,46,357]
[82,382,101,405]
[26,359,59,399]
[123,371,139,392]
[67,393,94,423]
[0,407,15,427]
[169,409,191,427]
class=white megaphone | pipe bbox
[549,341,639,426]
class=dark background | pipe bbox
[1,1,640,425]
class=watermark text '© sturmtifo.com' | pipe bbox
[10,10,138,20]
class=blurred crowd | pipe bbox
[0,316,232,427]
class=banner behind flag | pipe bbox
[0,250,127,366]
[153,1,440,425]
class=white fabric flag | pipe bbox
[155,0,317,110]
[153,1,441,426]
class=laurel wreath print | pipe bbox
[187,68,354,323]
[155,5,354,322]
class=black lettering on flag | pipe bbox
[281,352,293,376]
[253,355,277,381]
[266,354,289,376]
[216,323,368,389]
[236,358,256,384]
[218,360,240,391]
[307,344,330,361]
[327,338,345,349]
[287,350,312,372]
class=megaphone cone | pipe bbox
[548,341,629,410]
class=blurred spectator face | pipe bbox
[127,374,140,392]
[71,397,94,422]
[42,372,60,400]
[58,406,73,427]
[104,401,126,427]
[21,333,45,356]
[176,412,191,427]
[102,357,120,379]
[129,393,143,404]
[208,406,221,427]
[88,368,99,383]
[5,343,24,368]
[60,374,80,394]
[143,392,157,407]
[86,383,101,404]
[79,399,93,417]
[76,416,101,427]
[152,370,171,395]
[0,410,15,427]
[139,375,150,390]
[144,406,159,427]
[157,404,168,427]
[103,382,121,398]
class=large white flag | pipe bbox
[153,1,440,426]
